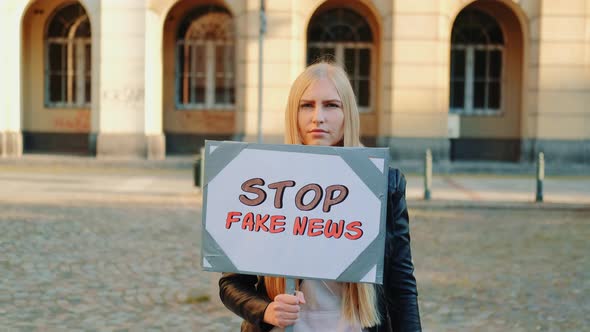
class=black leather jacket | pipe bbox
[219,168,421,332]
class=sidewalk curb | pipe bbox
[0,155,195,169]
[1,154,588,175]
[2,194,588,211]
[407,199,590,211]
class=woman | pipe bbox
[219,62,421,332]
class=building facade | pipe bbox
[1,0,589,163]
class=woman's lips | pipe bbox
[309,129,328,138]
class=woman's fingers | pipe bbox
[295,290,306,304]
[274,293,301,305]
[276,311,299,320]
[273,300,300,313]
[265,292,307,328]
[265,303,299,328]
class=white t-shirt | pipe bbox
[270,280,366,332]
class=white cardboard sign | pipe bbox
[201,141,390,284]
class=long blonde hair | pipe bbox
[265,62,380,328]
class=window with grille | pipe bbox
[450,9,504,115]
[45,3,91,108]
[176,6,235,110]
[307,8,373,112]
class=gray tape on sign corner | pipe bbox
[202,229,238,272]
[204,140,248,185]
[336,234,385,284]
[338,148,387,199]
[252,143,341,156]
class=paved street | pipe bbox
[405,174,590,205]
[412,207,589,332]
[1,163,589,331]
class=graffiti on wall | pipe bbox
[102,88,144,105]
[53,111,90,131]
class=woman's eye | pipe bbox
[327,103,340,108]
[300,103,313,108]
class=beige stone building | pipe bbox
[1,0,589,163]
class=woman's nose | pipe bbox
[312,106,325,123]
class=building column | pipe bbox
[92,0,154,158]
[241,0,304,144]
[523,1,590,164]
[385,3,450,161]
[144,7,165,159]
[0,2,23,157]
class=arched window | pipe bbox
[307,8,373,112]
[46,3,91,107]
[176,6,235,109]
[450,9,504,114]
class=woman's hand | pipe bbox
[263,291,306,328]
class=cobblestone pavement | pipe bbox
[1,166,589,331]
[412,207,590,332]
[2,200,588,331]
[0,201,242,331]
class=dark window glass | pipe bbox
[358,26,372,41]
[489,50,502,78]
[48,4,89,37]
[357,80,369,107]
[344,48,356,74]
[85,44,91,71]
[307,9,373,110]
[48,43,63,72]
[228,87,235,104]
[451,9,504,45]
[451,49,465,79]
[215,87,225,104]
[488,26,504,44]
[177,44,185,103]
[180,43,207,105]
[474,50,487,79]
[359,49,370,76]
[308,8,372,42]
[85,78,91,103]
[177,7,234,107]
[47,19,63,37]
[307,47,320,64]
[176,5,231,39]
[215,47,227,103]
[332,25,355,41]
[473,82,485,108]
[72,44,78,73]
[194,78,206,104]
[308,47,336,64]
[71,74,77,103]
[214,44,234,104]
[451,9,503,112]
[195,45,205,75]
[215,45,225,75]
[59,5,80,26]
[344,48,371,107]
[216,84,234,104]
[46,3,91,106]
[49,74,62,102]
[466,28,486,44]
[75,21,91,38]
[488,81,500,109]
[451,81,465,108]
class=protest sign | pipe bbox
[201,140,389,284]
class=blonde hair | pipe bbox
[267,62,380,328]
[284,62,362,147]
[264,276,380,328]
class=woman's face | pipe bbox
[297,78,345,146]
